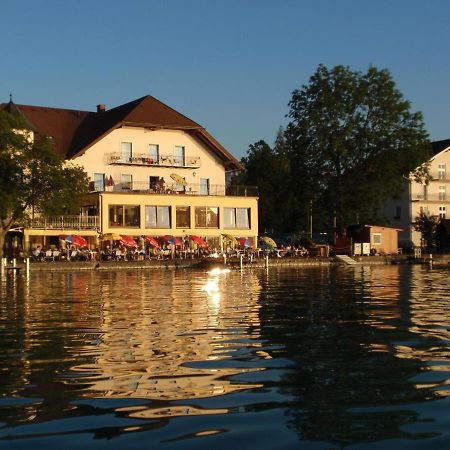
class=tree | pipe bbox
[235,137,293,234]
[0,110,89,258]
[285,64,431,232]
[413,211,440,250]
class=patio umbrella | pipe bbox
[99,232,122,241]
[143,235,160,248]
[161,235,182,245]
[189,235,209,249]
[170,173,187,185]
[120,235,138,248]
[239,237,253,248]
[59,235,88,247]
[260,236,277,248]
[222,233,238,245]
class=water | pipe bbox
[1,264,450,449]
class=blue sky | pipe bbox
[2,0,450,159]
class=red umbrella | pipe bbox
[143,235,160,248]
[161,235,182,245]
[106,175,114,187]
[189,235,209,249]
[120,235,137,248]
[239,237,253,248]
[59,234,88,247]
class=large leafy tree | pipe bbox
[285,64,431,232]
[0,110,89,257]
[234,137,293,234]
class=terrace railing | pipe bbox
[106,152,201,168]
[90,181,258,197]
[26,215,99,230]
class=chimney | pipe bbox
[97,104,106,113]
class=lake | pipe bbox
[1,264,450,449]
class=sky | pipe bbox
[2,0,450,160]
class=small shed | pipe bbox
[347,224,402,255]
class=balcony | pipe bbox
[412,193,448,202]
[25,215,99,230]
[107,152,201,168]
[89,181,258,197]
[429,171,450,180]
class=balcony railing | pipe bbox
[26,215,99,230]
[106,152,201,168]
[90,181,258,197]
[412,193,448,202]
[430,171,450,180]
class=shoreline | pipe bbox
[3,253,449,272]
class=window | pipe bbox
[439,206,446,219]
[438,163,446,180]
[224,208,250,229]
[121,142,132,162]
[109,205,140,227]
[145,206,171,228]
[149,144,159,164]
[94,173,105,192]
[439,185,446,201]
[372,233,382,245]
[420,206,429,216]
[195,206,219,228]
[174,145,185,166]
[199,178,210,195]
[176,206,190,228]
[121,174,132,190]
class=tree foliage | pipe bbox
[413,211,440,249]
[0,110,89,257]
[284,64,431,231]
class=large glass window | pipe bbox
[174,145,185,166]
[145,206,171,228]
[149,144,159,164]
[195,206,218,228]
[439,185,446,201]
[224,208,250,229]
[223,208,236,228]
[121,142,132,162]
[176,206,190,228]
[438,164,446,180]
[109,205,140,227]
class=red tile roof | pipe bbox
[1,95,242,170]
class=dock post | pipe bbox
[26,257,30,276]
[429,254,433,267]
[240,254,243,269]
[12,258,17,268]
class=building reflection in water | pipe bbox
[64,268,263,419]
[3,265,450,447]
